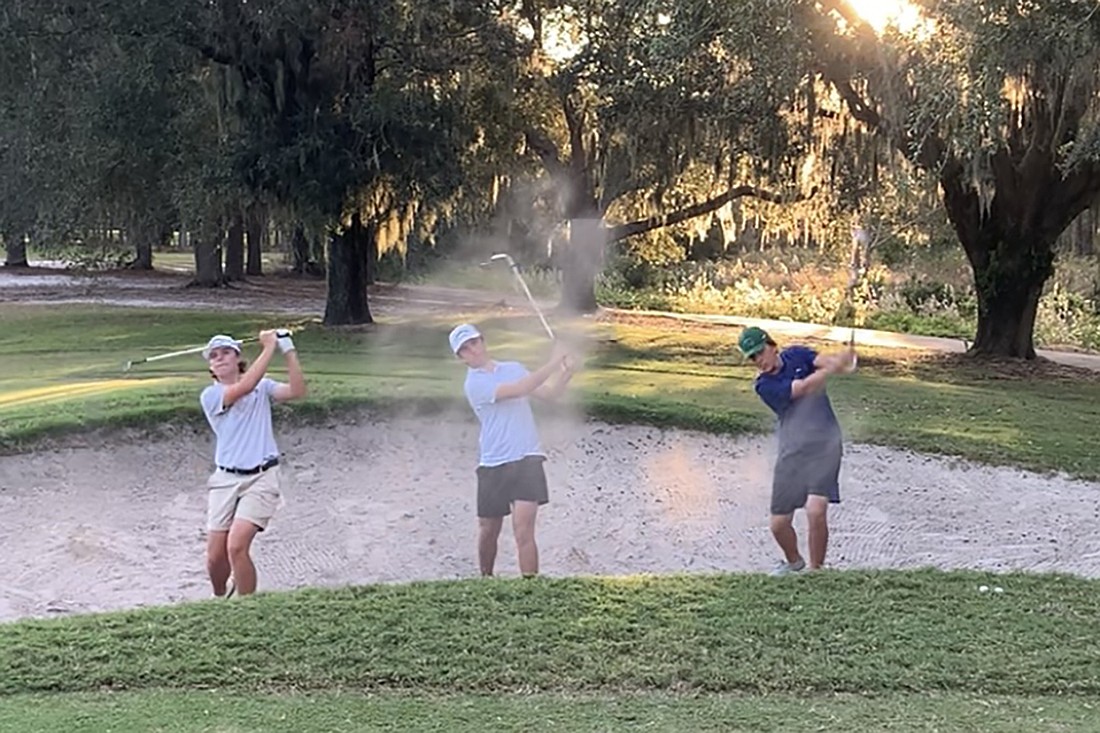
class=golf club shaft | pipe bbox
[510,265,555,340]
[848,327,858,372]
[126,336,261,370]
[138,345,209,364]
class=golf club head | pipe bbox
[489,253,516,267]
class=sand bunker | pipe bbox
[2,414,1099,623]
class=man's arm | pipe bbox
[533,357,576,402]
[272,350,307,402]
[793,349,854,399]
[491,343,571,401]
[269,331,307,402]
[222,330,279,407]
[494,356,565,401]
[813,348,856,374]
[790,368,831,399]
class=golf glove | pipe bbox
[276,329,296,354]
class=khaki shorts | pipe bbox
[206,465,285,532]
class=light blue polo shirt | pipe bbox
[464,361,544,467]
[200,377,282,470]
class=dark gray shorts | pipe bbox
[476,455,549,518]
[771,439,842,515]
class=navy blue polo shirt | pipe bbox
[754,346,842,449]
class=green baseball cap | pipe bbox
[738,326,770,358]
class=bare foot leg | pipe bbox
[806,495,829,570]
[206,531,231,597]
[227,520,261,595]
[478,517,504,576]
[512,501,540,577]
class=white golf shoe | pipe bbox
[770,558,807,577]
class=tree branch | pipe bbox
[818,0,865,30]
[606,185,816,243]
[826,65,951,172]
[828,75,882,130]
[562,92,587,175]
[1051,160,1100,231]
[523,128,567,177]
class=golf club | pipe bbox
[124,344,221,372]
[484,252,556,341]
[123,334,267,372]
[848,327,859,373]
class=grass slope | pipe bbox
[3,572,1099,697]
[3,689,1097,733]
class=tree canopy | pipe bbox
[2,0,1099,356]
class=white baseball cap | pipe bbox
[448,323,482,354]
[202,334,242,361]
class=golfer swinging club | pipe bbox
[449,323,575,577]
[739,326,856,576]
[200,329,307,597]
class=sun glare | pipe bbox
[843,0,926,34]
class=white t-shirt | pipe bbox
[464,361,544,467]
[200,377,282,469]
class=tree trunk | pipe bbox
[942,174,1057,359]
[130,219,154,270]
[132,238,153,270]
[225,212,245,281]
[324,213,372,325]
[3,233,28,267]
[935,139,1100,359]
[292,222,311,275]
[961,235,1052,359]
[364,219,378,285]
[192,230,224,287]
[971,266,1046,358]
[559,217,604,313]
[246,204,266,276]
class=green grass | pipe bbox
[593,323,1100,476]
[2,572,1100,730]
[4,689,1097,732]
[149,249,287,274]
[3,303,1100,477]
[4,572,1100,696]
[407,260,562,297]
[865,308,975,340]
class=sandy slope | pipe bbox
[2,413,1098,623]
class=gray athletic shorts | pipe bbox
[476,455,549,518]
[771,439,842,515]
